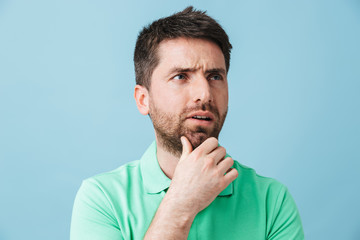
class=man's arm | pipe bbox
[70,179,123,240]
[267,186,304,240]
[144,136,238,239]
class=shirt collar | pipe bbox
[140,141,233,196]
[140,141,171,194]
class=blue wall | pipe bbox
[0,0,359,239]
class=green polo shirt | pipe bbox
[70,142,304,240]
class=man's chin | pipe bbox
[185,132,214,150]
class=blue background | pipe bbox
[0,0,359,239]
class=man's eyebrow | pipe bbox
[167,67,197,75]
[205,68,226,75]
[167,67,226,75]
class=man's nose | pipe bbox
[190,76,212,104]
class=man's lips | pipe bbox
[186,111,215,122]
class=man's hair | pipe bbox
[134,6,232,89]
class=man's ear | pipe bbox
[134,85,150,115]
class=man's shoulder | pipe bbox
[232,160,285,192]
[83,160,142,188]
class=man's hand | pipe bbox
[144,137,238,239]
[167,136,238,215]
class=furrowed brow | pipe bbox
[168,67,197,75]
[167,67,226,76]
[205,68,226,75]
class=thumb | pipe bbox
[180,136,192,160]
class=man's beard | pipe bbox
[149,101,228,157]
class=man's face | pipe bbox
[148,37,229,156]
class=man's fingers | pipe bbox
[207,146,226,164]
[193,137,218,155]
[217,157,234,175]
[180,136,193,160]
[223,168,238,184]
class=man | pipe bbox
[71,6,304,240]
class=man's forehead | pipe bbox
[156,37,226,72]
[157,37,222,54]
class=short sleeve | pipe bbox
[267,185,305,240]
[70,179,123,240]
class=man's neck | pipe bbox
[155,140,181,179]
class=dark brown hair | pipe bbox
[134,6,232,89]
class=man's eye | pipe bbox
[209,74,223,81]
[173,74,186,80]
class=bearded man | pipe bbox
[71,6,304,240]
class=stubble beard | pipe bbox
[149,101,228,157]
